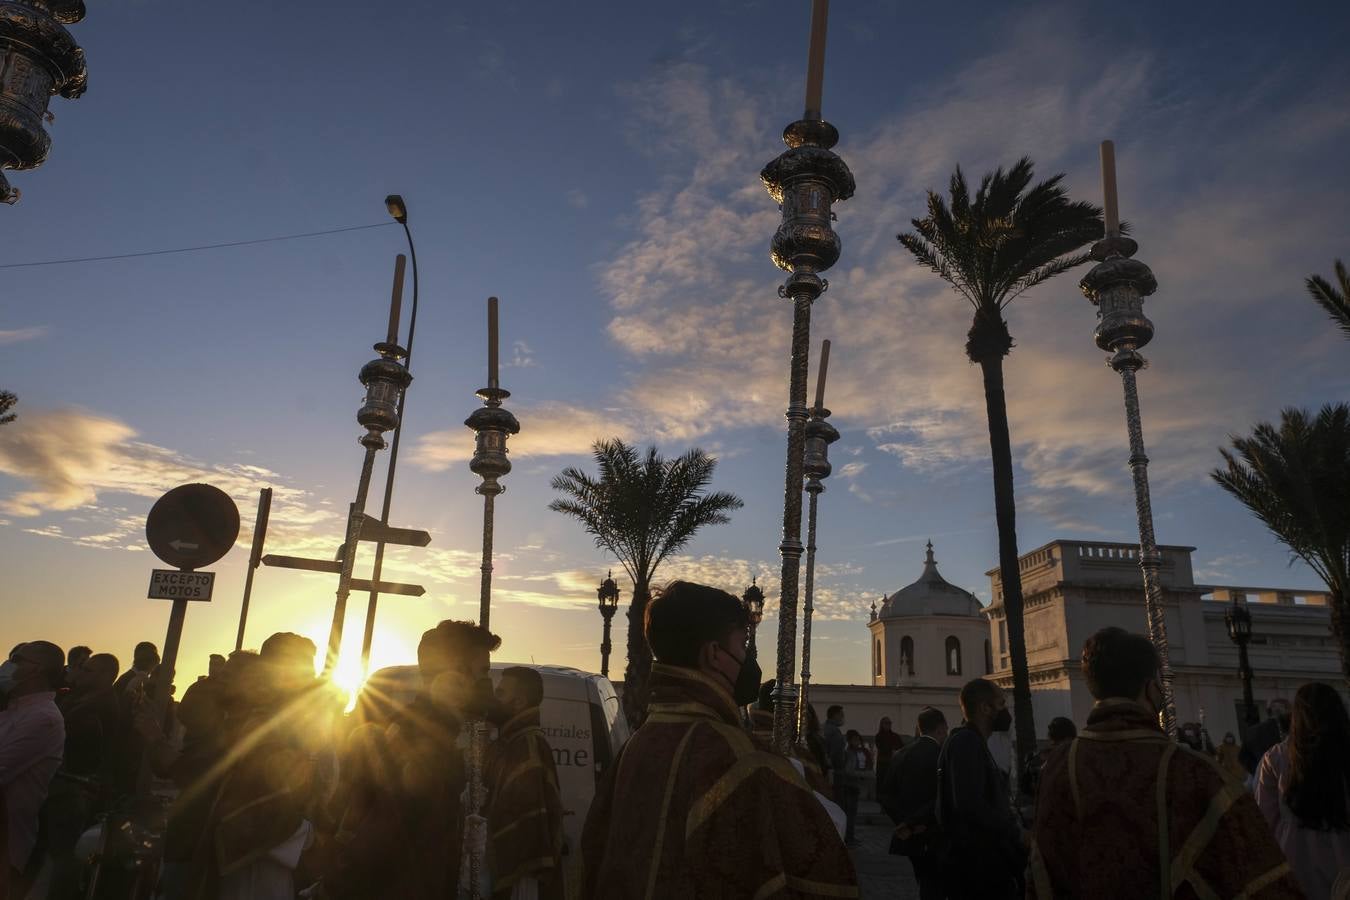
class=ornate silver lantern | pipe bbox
[0,0,89,204]
[761,0,855,752]
[799,340,839,739]
[1079,140,1176,736]
[742,578,766,656]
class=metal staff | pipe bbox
[799,339,839,737]
[1079,140,1177,736]
[362,197,420,675]
[761,0,855,753]
[463,296,519,899]
[235,487,272,652]
[323,257,412,675]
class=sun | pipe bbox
[300,619,415,711]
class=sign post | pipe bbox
[143,483,240,706]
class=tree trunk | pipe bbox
[622,576,653,729]
[977,348,1037,790]
[1330,585,1350,686]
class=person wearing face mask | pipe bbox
[0,640,66,896]
[934,677,1024,899]
[1028,627,1301,899]
[581,581,856,899]
[484,666,564,900]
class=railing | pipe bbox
[1075,543,1139,562]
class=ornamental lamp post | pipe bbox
[742,578,765,656]
[597,571,620,679]
[1224,596,1258,726]
[762,0,855,755]
[799,339,839,739]
[324,257,413,675]
[1079,139,1177,737]
[0,0,89,204]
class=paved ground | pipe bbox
[849,799,919,899]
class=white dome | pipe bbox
[879,541,982,619]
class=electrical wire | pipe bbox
[0,221,396,270]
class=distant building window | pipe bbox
[900,636,915,677]
[984,639,993,675]
[946,636,962,676]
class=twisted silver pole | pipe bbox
[799,484,821,736]
[761,0,854,753]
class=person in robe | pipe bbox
[321,619,500,900]
[486,666,564,900]
[1029,626,1303,899]
[581,581,857,899]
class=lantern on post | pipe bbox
[742,578,766,656]
[1224,596,1258,726]
[597,571,620,679]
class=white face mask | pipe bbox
[0,659,17,697]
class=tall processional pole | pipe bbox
[799,339,839,736]
[762,0,855,752]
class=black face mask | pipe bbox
[731,650,762,708]
[992,707,1013,732]
[465,676,504,721]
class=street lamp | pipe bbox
[743,578,766,656]
[1224,596,1258,726]
[597,571,621,679]
[360,195,422,676]
[0,0,90,204]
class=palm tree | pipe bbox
[1306,259,1350,339]
[0,391,15,425]
[550,439,743,725]
[1212,405,1350,680]
[898,158,1105,776]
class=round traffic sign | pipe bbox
[145,484,241,570]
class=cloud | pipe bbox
[509,340,536,369]
[0,407,328,551]
[412,402,636,471]
[564,189,588,209]
[591,10,1350,532]
[0,326,45,345]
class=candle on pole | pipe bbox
[799,339,839,738]
[1100,140,1120,238]
[761,0,854,754]
[1080,142,1177,735]
[386,254,407,345]
[488,296,500,390]
[803,0,830,120]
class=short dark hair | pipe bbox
[1047,716,1077,743]
[1081,627,1159,700]
[501,666,544,707]
[418,620,502,676]
[133,642,159,669]
[644,582,747,667]
[87,653,120,685]
[916,706,947,736]
[826,704,844,720]
[67,646,92,667]
[21,641,66,689]
[845,729,860,740]
[260,632,317,669]
[959,678,1002,719]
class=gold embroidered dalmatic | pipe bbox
[582,665,857,899]
[486,706,564,900]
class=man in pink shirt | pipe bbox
[0,640,66,889]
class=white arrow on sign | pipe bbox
[169,539,200,551]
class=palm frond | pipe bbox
[1306,259,1350,340]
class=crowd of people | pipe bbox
[0,627,565,900]
[5,581,1350,899]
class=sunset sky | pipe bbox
[3,1,1349,692]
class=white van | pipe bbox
[355,662,630,897]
